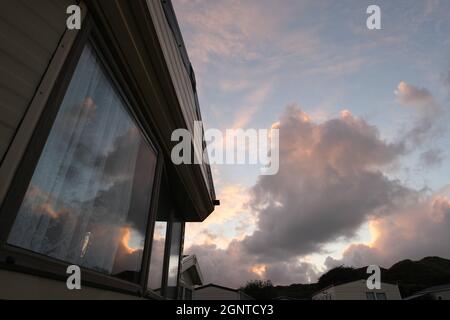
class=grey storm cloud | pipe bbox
[241,105,412,261]
[185,242,259,288]
[185,241,319,287]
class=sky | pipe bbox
[172,0,450,287]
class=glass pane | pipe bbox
[366,292,376,300]
[165,218,183,299]
[147,177,171,292]
[184,288,193,300]
[376,293,387,300]
[147,221,167,292]
[7,44,157,283]
[167,221,182,287]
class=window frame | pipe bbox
[145,168,171,296]
[366,292,376,300]
[0,14,165,297]
[142,169,187,300]
[162,210,185,299]
[375,292,387,300]
[184,287,193,300]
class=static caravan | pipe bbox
[0,0,217,299]
[179,255,204,300]
[194,284,254,301]
[312,280,402,300]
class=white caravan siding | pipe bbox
[313,280,402,300]
[0,269,143,300]
[194,286,242,300]
[333,280,401,300]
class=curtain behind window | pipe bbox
[8,44,157,282]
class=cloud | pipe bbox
[96,127,146,183]
[305,57,366,77]
[424,0,443,17]
[419,148,445,168]
[327,194,450,269]
[9,181,147,277]
[185,184,256,250]
[173,0,370,81]
[445,71,450,86]
[264,259,319,285]
[187,101,447,286]
[172,0,321,94]
[171,1,450,287]
[185,242,258,288]
[219,79,251,93]
[395,81,434,107]
[173,0,311,66]
[241,106,410,262]
[231,83,272,129]
[184,98,450,289]
[185,241,318,287]
[437,183,450,197]
[188,94,447,286]
[395,81,445,147]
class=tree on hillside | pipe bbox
[241,280,277,300]
[318,266,363,289]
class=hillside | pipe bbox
[384,257,450,297]
[242,257,450,299]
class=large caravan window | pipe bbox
[7,44,158,284]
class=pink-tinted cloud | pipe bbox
[327,194,450,270]
[231,83,272,129]
[395,81,435,107]
[185,184,256,250]
[173,0,315,66]
[242,105,408,262]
